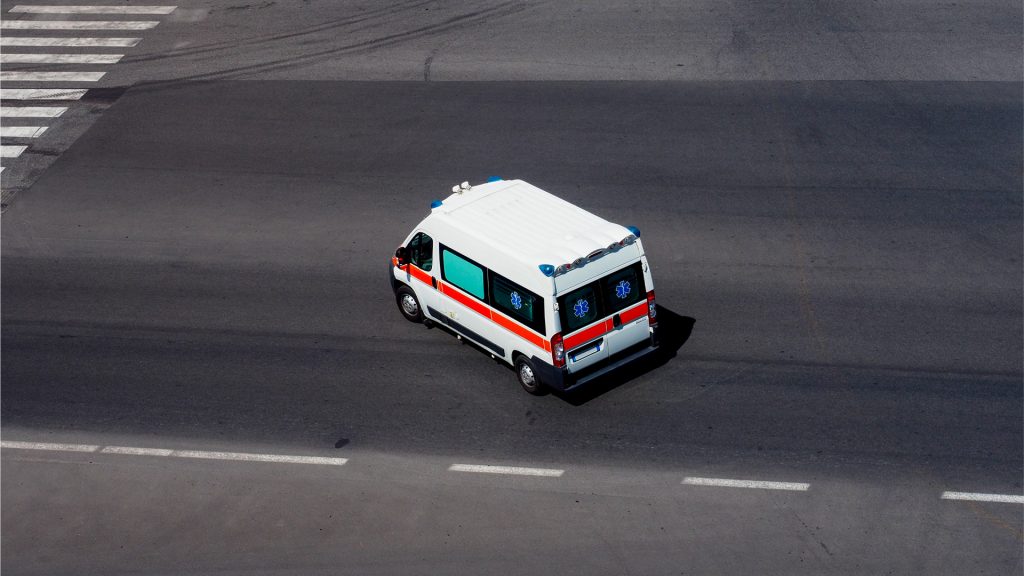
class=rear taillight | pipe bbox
[551,333,565,368]
[646,290,657,325]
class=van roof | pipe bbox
[426,179,636,274]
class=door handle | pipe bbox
[431,277,438,289]
[612,313,622,328]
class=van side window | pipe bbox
[441,246,485,300]
[408,232,433,271]
[490,273,545,334]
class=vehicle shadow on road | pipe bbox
[552,305,695,406]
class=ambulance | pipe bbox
[390,178,660,394]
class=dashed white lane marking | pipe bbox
[0,37,142,47]
[448,463,565,477]
[1,71,105,82]
[0,145,28,158]
[2,20,160,30]
[11,5,177,14]
[1,440,99,452]
[100,446,173,456]
[2,53,124,64]
[1,126,48,138]
[0,88,88,100]
[1,441,349,466]
[1,106,68,117]
[942,491,1024,504]
[682,477,811,491]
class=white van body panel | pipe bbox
[391,179,659,391]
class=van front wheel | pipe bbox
[396,285,424,323]
[514,355,546,395]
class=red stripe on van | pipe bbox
[619,300,649,323]
[394,259,550,353]
[439,281,491,318]
[490,309,550,351]
[563,301,649,350]
[564,319,613,350]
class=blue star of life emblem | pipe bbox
[615,280,631,299]
[573,298,589,318]
[510,291,523,310]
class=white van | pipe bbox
[390,178,660,394]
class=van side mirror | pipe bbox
[395,246,408,266]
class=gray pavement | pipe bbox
[2,1,1022,574]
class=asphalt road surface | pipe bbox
[2,2,1022,575]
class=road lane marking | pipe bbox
[2,441,348,466]
[1,20,160,30]
[1,71,105,82]
[1,441,99,452]
[171,450,348,466]
[448,463,565,477]
[0,37,142,47]
[0,146,28,158]
[942,491,1024,504]
[11,5,177,14]
[0,88,88,100]
[100,446,174,456]
[1,53,124,64]
[0,126,48,138]
[682,477,810,491]
[1,106,68,117]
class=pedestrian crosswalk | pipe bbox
[0,4,175,184]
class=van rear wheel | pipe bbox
[395,285,424,323]
[514,355,546,395]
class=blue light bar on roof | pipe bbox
[487,176,503,182]
[430,200,443,209]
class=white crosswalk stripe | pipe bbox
[0,37,142,47]
[11,5,176,14]
[1,71,106,81]
[1,5,177,185]
[1,127,48,138]
[1,146,29,158]
[2,20,160,30]
[2,53,124,64]
[0,106,67,117]
[0,88,88,100]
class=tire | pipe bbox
[514,355,546,395]
[395,285,424,323]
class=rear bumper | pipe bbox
[532,326,660,392]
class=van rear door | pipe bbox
[558,261,649,374]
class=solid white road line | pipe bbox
[1,441,348,466]
[0,126,48,138]
[0,71,105,82]
[0,146,28,158]
[2,20,160,30]
[171,450,348,466]
[682,477,810,491]
[0,37,142,47]
[0,88,88,100]
[100,446,174,456]
[942,491,1024,504]
[1,106,68,117]
[448,463,565,477]
[1,53,123,64]
[1,440,98,452]
[11,5,177,14]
